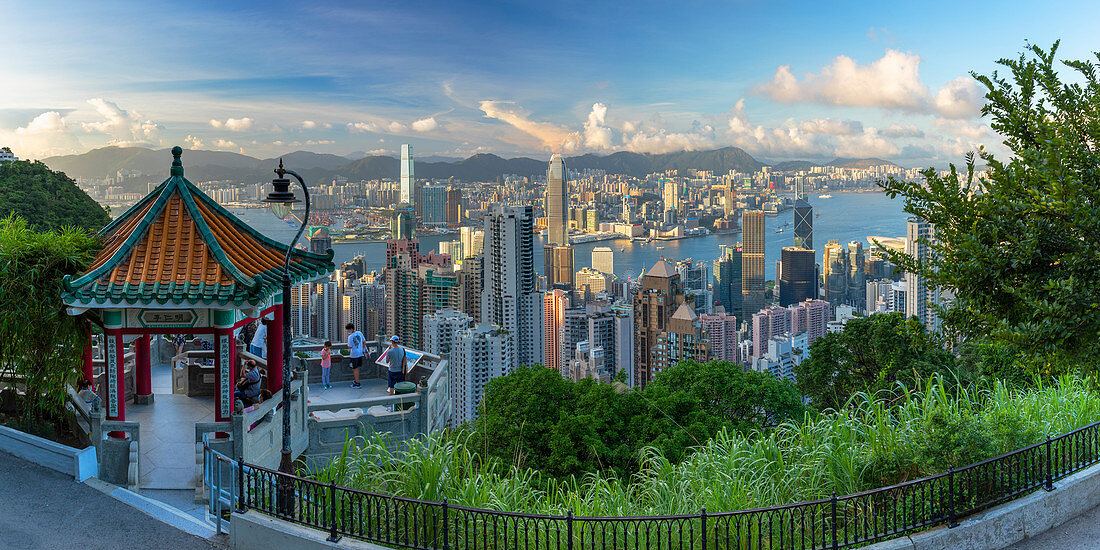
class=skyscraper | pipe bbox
[309,226,332,254]
[822,240,847,309]
[633,259,687,387]
[847,240,866,311]
[713,244,742,319]
[700,310,738,363]
[421,185,448,225]
[793,199,813,249]
[545,245,575,288]
[446,187,463,226]
[451,323,515,424]
[543,289,570,372]
[592,246,614,274]
[663,180,681,214]
[778,247,816,306]
[905,217,940,331]
[481,205,544,367]
[385,247,422,348]
[391,207,415,240]
[400,144,414,206]
[741,211,766,321]
[423,310,472,357]
[545,154,569,246]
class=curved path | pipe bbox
[1004,503,1100,549]
[0,450,222,549]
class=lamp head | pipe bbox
[262,158,300,219]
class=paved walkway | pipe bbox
[129,361,214,489]
[1004,503,1100,549]
[0,451,222,549]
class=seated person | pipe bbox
[76,378,98,407]
[234,360,264,405]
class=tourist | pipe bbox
[346,323,365,389]
[250,318,268,358]
[76,378,98,407]
[173,334,186,356]
[320,340,332,390]
[235,360,263,405]
[383,335,407,395]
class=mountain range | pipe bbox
[41,146,897,185]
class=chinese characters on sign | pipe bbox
[219,335,231,418]
[138,309,196,327]
[106,337,118,417]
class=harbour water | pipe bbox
[229,192,908,281]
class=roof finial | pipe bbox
[275,158,286,178]
[170,146,184,177]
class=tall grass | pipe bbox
[313,375,1100,517]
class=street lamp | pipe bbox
[261,159,310,487]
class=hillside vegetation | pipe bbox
[0,161,109,232]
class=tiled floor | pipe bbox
[305,378,390,408]
[128,362,213,490]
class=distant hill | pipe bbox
[0,160,110,232]
[43,145,897,185]
[827,157,898,169]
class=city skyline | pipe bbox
[3,2,1095,166]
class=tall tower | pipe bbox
[713,244,742,319]
[847,240,866,311]
[633,260,687,388]
[545,154,568,246]
[400,144,414,206]
[481,205,544,367]
[822,240,848,309]
[905,217,940,331]
[741,211,766,321]
[793,199,813,250]
[778,247,816,306]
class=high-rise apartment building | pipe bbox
[460,227,483,258]
[663,180,681,214]
[400,144,414,206]
[543,289,571,372]
[315,279,341,342]
[289,282,312,337]
[420,265,460,316]
[481,205,544,367]
[557,307,588,378]
[752,306,792,359]
[741,211,766,321]
[592,246,614,274]
[421,185,448,225]
[446,187,462,226]
[423,309,472,357]
[790,299,830,347]
[456,255,482,321]
[652,303,711,374]
[545,154,569,246]
[451,323,515,424]
[905,218,940,331]
[700,310,739,363]
[633,260,687,387]
[385,248,422,348]
[713,244,742,318]
[359,277,385,339]
[778,247,816,307]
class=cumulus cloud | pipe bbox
[81,98,161,144]
[583,103,614,150]
[934,76,985,118]
[478,100,576,151]
[347,121,380,133]
[411,117,438,132]
[933,118,991,140]
[387,121,407,133]
[213,138,238,149]
[16,111,67,134]
[301,120,318,129]
[757,50,931,111]
[798,118,863,135]
[622,125,716,154]
[184,135,205,150]
[879,124,925,138]
[210,117,254,131]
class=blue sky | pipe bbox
[1,0,1096,166]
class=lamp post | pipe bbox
[261,160,310,490]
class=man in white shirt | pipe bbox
[250,318,268,358]
[346,323,365,388]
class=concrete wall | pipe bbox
[0,424,97,481]
[232,510,390,550]
[302,395,424,470]
[866,461,1100,550]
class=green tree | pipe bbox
[0,160,109,232]
[0,215,99,429]
[795,312,955,410]
[879,42,1100,373]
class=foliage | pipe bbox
[470,361,803,479]
[794,312,956,410]
[315,376,1100,516]
[0,160,109,232]
[0,215,99,423]
[878,42,1100,373]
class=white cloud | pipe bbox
[833,129,900,158]
[934,76,985,119]
[622,125,716,154]
[213,138,238,149]
[479,100,576,151]
[81,98,161,144]
[210,117,254,131]
[411,117,438,132]
[583,103,614,150]
[387,121,407,133]
[879,124,925,138]
[15,111,67,134]
[301,120,318,129]
[933,118,991,140]
[798,118,863,135]
[347,121,379,133]
[184,135,204,150]
[758,50,931,111]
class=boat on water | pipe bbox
[774,227,784,233]
[818,194,834,199]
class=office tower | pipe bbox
[545,245,575,288]
[309,227,332,254]
[585,209,599,232]
[545,154,569,246]
[342,286,364,339]
[741,211,766,321]
[420,265,460,316]
[822,240,848,309]
[790,299,830,347]
[676,258,711,315]
[456,255,482,321]
[779,247,816,307]
[446,187,462,226]
[724,181,737,218]
[700,310,739,363]
[712,245,742,318]
[891,280,908,314]
[289,282,312,337]
[586,308,617,380]
[421,185,448,225]
[611,306,634,383]
[575,267,609,296]
[592,246,614,274]
[385,248,422,349]
[451,323,515,424]
[360,277,386,340]
[316,279,341,341]
[481,205,544,367]
[622,196,634,223]
[460,226,483,258]
[866,279,894,314]
[439,241,464,268]
[652,303,711,374]
[400,144,414,206]
[793,199,813,249]
[391,207,415,240]
[847,241,866,311]
[752,306,793,359]
[905,218,940,331]
[557,307,588,378]
[544,289,571,372]
[423,310,472,357]
[663,180,681,213]
[633,260,687,387]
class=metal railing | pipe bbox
[205,418,1100,549]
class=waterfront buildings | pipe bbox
[822,240,848,309]
[451,323,515,424]
[400,144,414,206]
[545,154,569,246]
[481,205,544,367]
[575,267,609,295]
[741,210,766,322]
[592,246,614,274]
[847,240,866,312]
[793,178,813,249]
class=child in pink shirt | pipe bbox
[320,341,332,389]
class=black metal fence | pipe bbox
[220,419,1100,549]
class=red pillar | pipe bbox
[106,329,126,438]
[135,335,152,404]
[82,337,94,386]
[268,305,285,392]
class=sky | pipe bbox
[1,0,1096,167]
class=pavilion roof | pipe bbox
[63,147,334,309]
